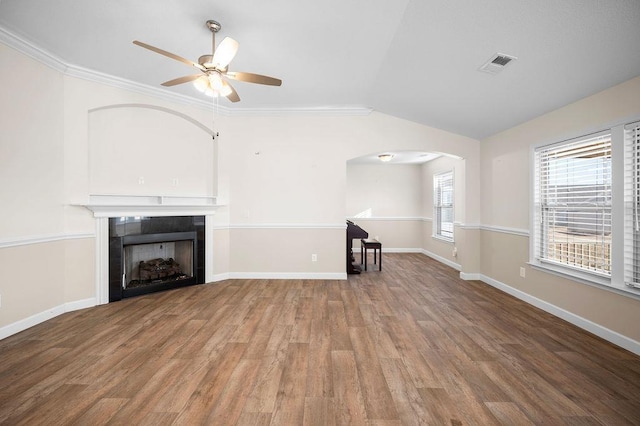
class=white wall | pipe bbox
[347,164,423,218]
[346,163,423,251]
[0,41,482,333]
[221,113,481,275]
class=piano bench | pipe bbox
[360,239,382,271]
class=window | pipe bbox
[533,132,612,277]
[434,171,454,241]
[625,121,640,289]
[531,121,640,297]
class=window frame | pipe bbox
[433,170,455,242]
[529,120,640,299]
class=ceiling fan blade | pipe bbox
[226,71,282,86]
[161,74,203,87]
[223,80,240,102]
[213,37,239,68]
[133,40,205,71]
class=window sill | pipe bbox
[432,235,454,244]
[529,261,640,301]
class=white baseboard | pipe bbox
[460,272,481,280]
[0,297,95,341]
[228,272,347,280]
[479,274,640,356]
[420,249,462,271]
[210,273,231,282]
[378,248,423,253]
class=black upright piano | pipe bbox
[346,220,368,274]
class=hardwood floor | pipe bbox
[1,253,639,425]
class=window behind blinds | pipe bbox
[434,171,454,241]
[534,132,612,276]
[624,122,640,288]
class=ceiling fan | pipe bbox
[133,19,282,102]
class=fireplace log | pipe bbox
[138,258,182,281]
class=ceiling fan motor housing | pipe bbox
[206,20,221,33]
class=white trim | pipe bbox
[0,232,94,249]
[0,25,67,72]
[0,27,372,118]
[420,249,461,271]
[432,234,454,244]
[83,205,220,218]
[79,194,221,218]
[460,272,481,280]
[95,218,109,305]
[205,216,216,284]
[89,104,214,137]
[64,298,97,312]
[481,224,530,237]
[457,223,481,230]
[228,223,346,230]
[227,105,373,117]
[210,273,231,282]
[228,272,347,280]
[0,297,96,341]
[379,248,423,253]
[347,216,424,222]
[479,274,640,356]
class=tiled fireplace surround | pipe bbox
[84,195,218,304]
[108,216,205,301]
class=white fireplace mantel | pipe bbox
[83,194,220,305]
[80,194,222,217]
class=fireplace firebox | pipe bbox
[109,216,205,301]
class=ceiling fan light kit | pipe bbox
[133,19,282,103]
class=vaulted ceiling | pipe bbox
[1,0,639,139]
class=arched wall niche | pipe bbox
[87,103,217,197]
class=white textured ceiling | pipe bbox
[1,0,639,139]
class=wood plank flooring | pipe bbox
[1,253,639,425]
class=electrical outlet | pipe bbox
[138,176,145,185]
[520,267,526,278]
[311,254,317,262]
[0,293,2,308]
[172,178,179,186]
[452,247,458,257]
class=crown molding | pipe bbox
[225,105,373,117]
[0,25,67,73]
[0,25,373,118]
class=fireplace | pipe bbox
[109,216,205,301]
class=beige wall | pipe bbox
[480,76,640,343]
[420,156,471,268]
[0,43,70,328]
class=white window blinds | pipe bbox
[624,122,640,288]
[434,171,454,241]
[534,132,612,276]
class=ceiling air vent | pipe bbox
[479,53,517,74]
